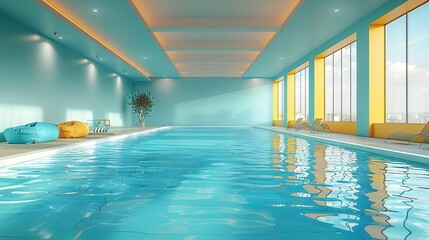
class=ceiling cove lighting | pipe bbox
[41,0,151,79]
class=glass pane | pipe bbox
[407,3,429,123]
[305,67,310,120]
[278,80,284,120]
[351,42,357,122]
[295,71,301,119]
[333,50,342,121]
[342,45,351,121]
[325,55,333,121]
[386,16,407,123]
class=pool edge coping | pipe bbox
[0,127,170,168]
[255,126,429,165]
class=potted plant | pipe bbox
[128,90,154,127]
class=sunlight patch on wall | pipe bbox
[66,109,93,122]
[107,112,123,127]
[0,104,43,131]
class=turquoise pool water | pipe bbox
[0,127,428,240]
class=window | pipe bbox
[386,2,429,123]
[278,79,284,120]
[324,42,357,121]
[295,67,309,120]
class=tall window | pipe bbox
[295,67,309,120]
[278,79,284,120]
[325,42,357,121]
[386,3,429,123]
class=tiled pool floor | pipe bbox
[0,127,428,239]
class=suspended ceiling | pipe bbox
[0,0,392,80]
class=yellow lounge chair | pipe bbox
[385,121,429,144]
[296,121,309,130]
[288,118,304,130]
[308,118,332,133]
[291,118,332,132]
[420,135,429,148]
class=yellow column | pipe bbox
[368,24,385,137]
[273,82,279,122]
[286,73,295,127]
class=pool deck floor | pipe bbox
[256,126,429,165]
[0,126,428,166]
[0,126,163,166]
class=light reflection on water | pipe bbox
[0,127,428,240]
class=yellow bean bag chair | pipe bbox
[57,121,89,138]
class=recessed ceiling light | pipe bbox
[280,57,284,60]
[92,9,98,13]
[143,56,147,60]
[334,9,340,13]
[53,31,62,40]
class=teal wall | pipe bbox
[277,0,406,136]
[0,13,133,131]
[133,77,273,126]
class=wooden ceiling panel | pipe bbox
[181,72,244,77]
[167,52,259,63]
[176,64,250,71]
[162,40,265,51]
[130,0,302,77]
[153,32,276,42]
[148,18,283,29]
[132,0,301,20]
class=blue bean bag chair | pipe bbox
[4,122,59,144]
[0,131,5,143]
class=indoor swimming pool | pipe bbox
[0,127,428,240]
